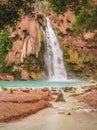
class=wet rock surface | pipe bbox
[0,88,52,122]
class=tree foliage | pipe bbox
[0,0,37,29]
[0,29,13,72]
[0,0,97,32]
[72,2,97,33]
[48,0,89,14]
[48,0,97,32]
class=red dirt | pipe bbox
[75,90,97,109]
[0,89,52,122]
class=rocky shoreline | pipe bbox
[0,83,97,122]
[75,84,97,109]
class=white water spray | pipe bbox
[44,17,67,81]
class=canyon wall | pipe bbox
[48,10,97,79]
[0,9,97,80]
[2,14,46,80]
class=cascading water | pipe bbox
[44,17,67,81]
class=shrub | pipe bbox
[1,86,8,91]
[86,55,95,63]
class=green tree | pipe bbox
[0,0,38,29]
[48,0,97,32]
[0,29,13,72]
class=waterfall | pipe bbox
[44,17,67,81]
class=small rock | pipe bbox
[21,88,30,93]
[65,112,71,115]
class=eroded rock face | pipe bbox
[0,73,14,81]
[6,13,46,66]
[21,69,30,80]
[0,89,52,122]
[49,10,97,58]
[6,15,40,66]
[49,10,74,35]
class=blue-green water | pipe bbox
[0,81,89,88]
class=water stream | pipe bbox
[44,17,67,81]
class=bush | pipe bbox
[86,55,95,63]
[0,29,13,72]
[72,5,97,35]
[1,86,8,91]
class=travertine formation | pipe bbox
[6,15,42,66]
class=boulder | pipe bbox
[55,91,65,102]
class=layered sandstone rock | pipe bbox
[0,73,14,81]
[76,90,97,109]
[6,15,40,66]
[0,89,52,122]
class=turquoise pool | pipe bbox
[0,81,89,88]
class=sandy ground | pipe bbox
[0,93,97,130]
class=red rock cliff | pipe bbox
[6,14,46,66]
